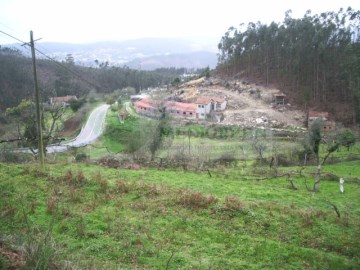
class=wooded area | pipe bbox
[0,46,188,111]
[217,7,360,124]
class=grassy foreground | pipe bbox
[0,161,359,269]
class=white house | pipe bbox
[195,96,227,119]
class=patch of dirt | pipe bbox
[177,77,306,129]
[0,246,24,269]
[59,116,81,137]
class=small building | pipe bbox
[273,92,286,105]
[134,98,159,117]
[195,96,227,120]
[134,96,227,121]
[308,111,336,132]
[50,95,77,106]
[166,101,196,119]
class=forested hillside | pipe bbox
[217,7,360,125]
[0,46,188,111]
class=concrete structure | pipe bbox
[308,111,336,132]
[134,98,159,118]
[273,92,286,105]
[195,96,227,120]
[134,96,226,121]
[166,101,196,119]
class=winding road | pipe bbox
[46,104,110,153]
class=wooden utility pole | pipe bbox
[30,31,45,168]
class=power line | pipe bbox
[0,29,26,44]
[0,29,101,90]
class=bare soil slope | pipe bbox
[176,77,306,129]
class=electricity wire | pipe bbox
[0,29,101,90]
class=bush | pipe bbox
[0,151,32,163]
[177,190,218,209]
[276,154,295,167]
[75,153,88,162]
[212,152,236,166]
[54,169,87,187]
[69,99,85,112]
[224,196,245,211]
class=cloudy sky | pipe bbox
[0,0,359,45]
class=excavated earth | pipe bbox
[175,77,306,130]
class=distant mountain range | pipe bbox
[6,37,219,70]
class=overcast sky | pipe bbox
[0,0,359,45]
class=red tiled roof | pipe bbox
[52,95,77,103]
[195,96,225,105]
[308,111,329,118]
[166,101,196,113]
[134,99,158,109]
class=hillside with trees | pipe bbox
[0,46,190,112]
[217,7,360,125]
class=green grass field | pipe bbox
[1,161,359,269]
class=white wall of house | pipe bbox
[196,104,209,119]
[215,101,227,111]
[196,100,227,119]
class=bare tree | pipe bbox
[308,119,339,192]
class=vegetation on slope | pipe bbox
[217,7,360,124]
[0,161,359,269]
[0,46,191,112]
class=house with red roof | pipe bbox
[308,111,335,132]
[166,101,196,118]
[134,96,227,121]
[50,95,77,107]
[134,98,159,117]
[195,96,227,120]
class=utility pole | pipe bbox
[30,31,45,168]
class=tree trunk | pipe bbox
[314,164,321,192]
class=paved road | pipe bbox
[47,104,110,153]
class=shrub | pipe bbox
[177,190,218,209]
[115,180,129,194]
[46,196,58,214]
[212,152,236,166]
[69,98,85,112]
[276,154,295,167]
[20,208,58,269]
[75,153,88,162]
[322,173,339,182]
[0,151,32,163]
[56,169,87,187]
[99,180,108,193]
[224,196,245,211]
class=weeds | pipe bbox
[224,196,245,211]
[114,180,130,194]
[99,180,108,193]
[52,169,88,187]
[177,190,218,209]
[68,187,82,203]
[46,196,58,214]
[75,216,86,238]
[20,197,58,269]
[1,162,359,269]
